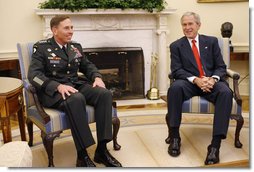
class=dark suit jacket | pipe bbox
[28,37,102,107]
[170,35,227,81]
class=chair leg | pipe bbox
[112,116,121,150]
[41,131,61,167]
[165,113,170,144]
[231,114,244,148]
[26,118,33,147]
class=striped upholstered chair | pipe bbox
[165,38,244,148]
[17,43,121,167]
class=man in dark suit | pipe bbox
[167,12,233,165]
[28,15,122,167]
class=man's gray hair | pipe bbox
[181,12,201,25]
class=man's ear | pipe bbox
[51,26,57,35]
[197,22,201,30]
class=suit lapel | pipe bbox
[67,43,76,63]
[198,35,208,73]
[181,37,198,69]
[68,44,83,63]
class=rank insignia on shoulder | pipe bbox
[38,39,48,44]
[70,40,78,44]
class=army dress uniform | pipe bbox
[28,37,113,151]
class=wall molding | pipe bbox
[232,43,249,53]
[0,51,18,59]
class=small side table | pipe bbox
[0,77,26,143]
[0,58,21,79]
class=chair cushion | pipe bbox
[27,105,117,133]
[182,96,241,115]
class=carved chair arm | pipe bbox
[23,79,51,124]
[226,69,242,106]
[227,69,240,80]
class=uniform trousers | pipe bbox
[53,84,113,151]
[167,79,233,138]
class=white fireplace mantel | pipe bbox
[35,8,177,96]
[35,8,176,15]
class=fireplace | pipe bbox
[35,9,176,96]
[83,47,145,100]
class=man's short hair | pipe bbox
[181,12,201,25]
[50,15,70,29]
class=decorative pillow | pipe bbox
[0,141,32,167]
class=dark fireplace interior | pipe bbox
[83,47,145,100]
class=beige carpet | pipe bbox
[30,113,249,167]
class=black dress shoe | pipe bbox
[204,145,220,165]
[94,150,122,167]
[168,138,181,157]
[76,155,96,167]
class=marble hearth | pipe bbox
[35,8,176,96]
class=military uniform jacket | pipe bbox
[28,37,102,107]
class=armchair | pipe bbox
[165,38,243,148]
[17,42,121,167]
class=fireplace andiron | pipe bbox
[147,53,159,100]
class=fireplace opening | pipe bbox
[83,47,145,100]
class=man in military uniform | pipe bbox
[28,15,122,167]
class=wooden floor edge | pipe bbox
[201,159,249,168]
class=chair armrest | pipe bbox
[226,69,242,106]
[23,79,51,124]
[227,69,240,80]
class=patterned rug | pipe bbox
[29,113,249,167]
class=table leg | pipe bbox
[0,116,12,143]
[17,108,26,141]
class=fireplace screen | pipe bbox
[83,47,145,100]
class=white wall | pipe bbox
[0,0,45,58]
[0,0,249,58]
[166,0,249,52]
